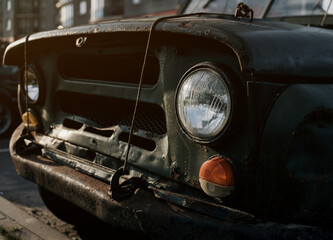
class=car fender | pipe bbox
[256,84,333,225]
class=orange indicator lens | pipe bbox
[199,156,235,198]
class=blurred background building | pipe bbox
[0,0,183,43]
[0,0,58,42]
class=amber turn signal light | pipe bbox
[199,156,235,198]
[22,111,38,131]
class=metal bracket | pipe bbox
[234,2,254,22]
[109,167,147,201]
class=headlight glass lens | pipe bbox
[177,68,231,140]
[23,66,40,102]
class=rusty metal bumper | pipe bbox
[9,124,333,240]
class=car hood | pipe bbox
[4,14,333,78]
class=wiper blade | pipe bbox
[261,0,275,18]
[321,0,333,26]
[312,0,323,11]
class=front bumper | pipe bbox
[10,124,333,240]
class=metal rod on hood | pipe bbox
[24,34,31,136]
[110,13,211,200]
[123,13,203,172]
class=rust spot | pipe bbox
[178,21,192,28]
[145,132,153,140]
[170,165,182,180]
[192,178,201,188]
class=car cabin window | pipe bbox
[183,0,333,19]
[267,0,333,17]
[183,0,269,18]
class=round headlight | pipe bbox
[176,66,231,141]
[22,65,40,103]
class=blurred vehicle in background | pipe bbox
[0,41,19,137]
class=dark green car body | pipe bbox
[4,11,333,239]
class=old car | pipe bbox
[3,0,333,239]
[0,41,19,137]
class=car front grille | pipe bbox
[58,92,167,135]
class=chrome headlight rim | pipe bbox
[175,62,233,143]
[19,63,42,104]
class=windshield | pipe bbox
[183,0,269,18]
[267,0,333,17]
[183,0,333,18]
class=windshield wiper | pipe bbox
[312,0,323,11]
[321,0,333,26]
[261,0,275,18]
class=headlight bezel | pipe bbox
[19,63,43,104]
[175,62,233,143]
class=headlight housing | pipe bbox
[176,64,232,142]
[21,64,40,103]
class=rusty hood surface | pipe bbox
[4,13,333,79]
